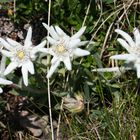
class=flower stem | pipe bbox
[47,78,54,140]
[47,0,54,139]
[56,99,64,140]
[82,0,91,27]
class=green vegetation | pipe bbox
[0,0,140,139]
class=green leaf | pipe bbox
[84,82,90,100]
[52,91,69,97]
[103,0,114,4]
[0,0,14,2]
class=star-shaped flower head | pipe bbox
[110,28,140,78]
[0,27,46,86]
[0,56,13,93]
[42,23,90,78]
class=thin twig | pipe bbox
[92,126,101,140]
[100,22,114,59]
[47,0,54,139]
[117,0,135,24]
[88,6,124,47]
[82,0,92,27]
[47,79,54,140]
[56,99,64,140]
[13,0,16,22]
[91,0,103,32]
[56,72,70,139]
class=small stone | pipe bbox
[27,127,42,137]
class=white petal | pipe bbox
[63,57,72,70]
[47,48,55,56]
[47,60,60,78]
[73,48,90,56]
[0,38,13,51]
[71,26,86,40]
[35,40,46,49]
[37,47,54,56]
[0,56,6,74]
[92,67,131,72]
[4,62,18,75]
[0,77,13,85]
[24,27,32,47]
[51,56,58,64]
[42,23,49,29]
[32,47,53,58]
[6,38,21,47]
[135,63,140,78]
[47,36,57,45]
[55,26,67,36]
[1,50,13,58]
[115,29,135,47]
[21,65,28,86]
[133,28,140,47]
[42,23,59,40]
[117,38,131,53]
[77,41,88,46]
[69,39,80,48]
[31,40,47,55]
[49,26,60,40]
[35,48,49,54]
[110,54,136,61]
[92,67,120,72]
[24,61,35,74]
[0,88,3,93]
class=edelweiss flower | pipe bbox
[110,28,140,78]
[0,56,13,93]
[0,27,46,86]
[42,23,90,78]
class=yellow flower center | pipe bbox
[17,51,25,60]
[57,44,66,53]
